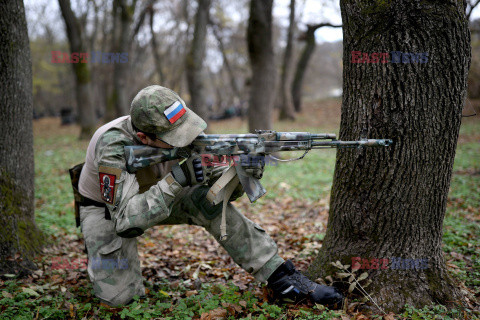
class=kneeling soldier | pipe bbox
[76,85,343,307]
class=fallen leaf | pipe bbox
[201,307,227,320]
[22,287,40,297]
[185,290,198,297]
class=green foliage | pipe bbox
[260,150,336,202]
[402,303,479,320]
[34,135,87,234]
[27,110,480,318]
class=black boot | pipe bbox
[267,260,344,308]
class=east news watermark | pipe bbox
[351,257,429,270]
[51,51,128,64]
[51,257,129,270]
[351,51,429,64]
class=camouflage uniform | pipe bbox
[78,86,284,306]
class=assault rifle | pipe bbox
[124,130,392,203]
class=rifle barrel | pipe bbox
[311,139,392,148]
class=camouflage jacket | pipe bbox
[93,116,183,237]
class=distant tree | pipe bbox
[291,22,341,112]
[149,6,165,84]
[105,0,153,121]
[186,0,212,123]
[0,0,44,275]
[278,0,296,121]
[308,0,470,312]
[210,15,242,105]
[58,0,97,139]
[247,0,276,131]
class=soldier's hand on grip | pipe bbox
[171,156,205,187]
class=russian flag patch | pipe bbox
[164,101,186,124]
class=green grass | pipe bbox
[34,135,87,233]
[21,117,480,319]
[260,150,337,202]
[0,278,343,320]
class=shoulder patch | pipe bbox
[98,166,122,204]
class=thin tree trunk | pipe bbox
[0,0,44,275]
[247,0,276,132]
[112,0,132,117]
[211,21,242,103]
[278,0,296,121]
[104,0,119,122]
[186,0,212,123]
[109,0,154,118]
[149,7,165,84]
[58,0,97,139]
[291,23,341,112]
[307,1,470,313]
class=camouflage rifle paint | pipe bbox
[125,130,392,172]
[124,130,392,203]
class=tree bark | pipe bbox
[247,0,276,132]
[307,1,470,313]
[186,0,212,123]
[58,0,97,140]
[0,0,44,275]
[278,0,296,121]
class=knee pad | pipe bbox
[190,185,223,220]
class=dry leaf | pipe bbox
[185,290,198,297]
[384,313,396,320]
[358,272,368,281]
[22,287,40,297]
[200,307,227,320]
[348,282,357,293]
[336,272,350,279]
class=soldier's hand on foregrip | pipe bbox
[171,157,204,187]
[239,154,265,179]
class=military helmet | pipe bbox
[130,85,207,147]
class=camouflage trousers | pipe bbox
[80,185,284,306]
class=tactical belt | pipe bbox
[80,196,111,221]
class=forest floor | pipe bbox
[1,98,479,319]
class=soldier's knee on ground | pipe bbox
[187,185,223,220]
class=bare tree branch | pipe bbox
[467,0,480,20]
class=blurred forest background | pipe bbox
[1,1,479,318]
[26,0,343,136]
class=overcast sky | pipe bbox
[25,0,344,43]
[274,0,342,43]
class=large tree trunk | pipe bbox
[278,0,296,121]
[186,0,212,123]
[247,0,276,132]
[58,0,97,140]
[307,1,470,313]
[0,0,44,275]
